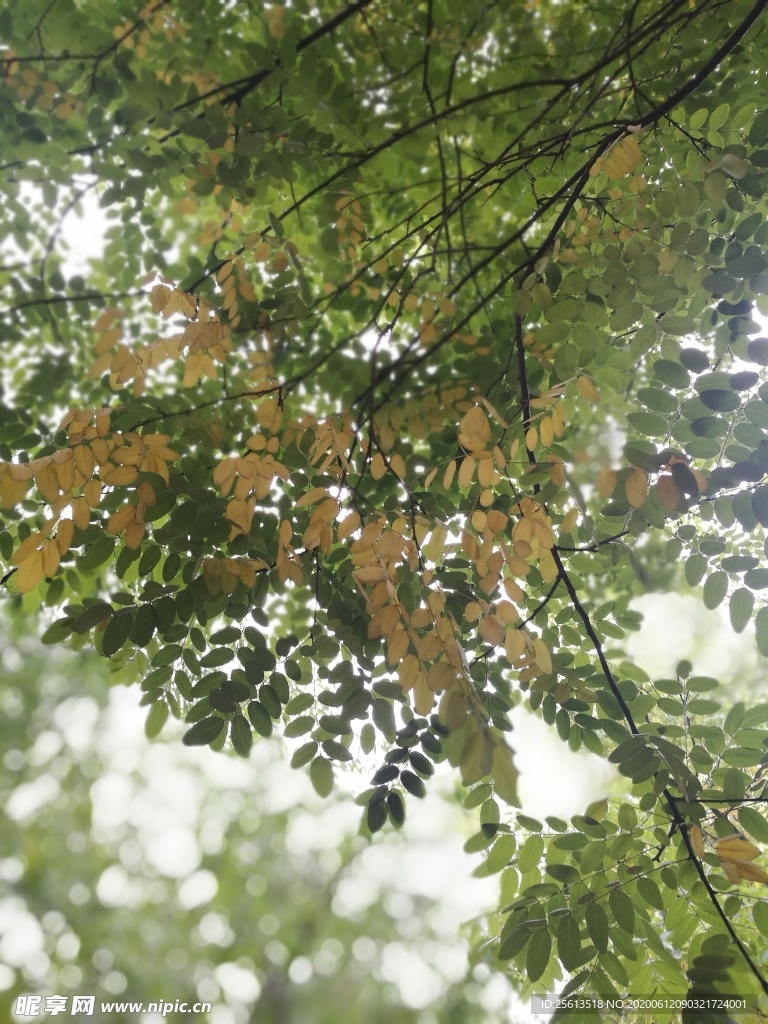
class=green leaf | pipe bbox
[80,536,116,572]
[102,611,134,656]
[290,741,318,768]
[685,554,707,587]
[745,568,768,590]
[556,915,581,971]
[367,797,387,833]
[635,876,664,911]
[230,716,253,757]
[526,926,551,983]
[753,901,768,937]
[400,770,426,798]
[486,835,517,874]
[747,338,768,365]
[309,756,334,797]
[709,103,729,130]
[729,589,754,633]
[284,716,314,738]
[585,902,609,952]
[722,747,764,767]
[702,572,728,609]
[247,700,273,737]
[609,888,634,933]
[517,834,544,873]
[738,806,768,842]
[145,699,169,738]
[498,926,531,962]
[387,791,405,827]
[71,602,113,633]
[40,617,75,645]
[626,411,669,437]
[182,716,225,746]
[756,606,768,656]
[653,359,690,389]
[753,487,768,527]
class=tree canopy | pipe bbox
[4,0,768,1014]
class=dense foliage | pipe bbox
[5,0,768,1013]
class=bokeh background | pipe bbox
[2,588,757,1022]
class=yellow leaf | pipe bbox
[690,825,705,857]
[536,416,552,448]
[73,445,96,480]
[101,464,138,486]
[425,524,447,563]
[458,456,475,488]
[398,653,420,692]
[35,462,60,503]
[720,859,742,885]
[503,578,525,603]
[137,481,156,506]
[532,637,552,674]
[17,550,44,593]
[656,474,681,510]
[478,615,505,646]
[337,512,361,541]
[56,519,74,555]
[253,240,272,262]
[41,538,60,578]
[386,624,409,665]
[458,406,491,452]
[625,467,648,509]
[427,661,454,692]
[464,601,482,623]
[505,627,526,661]
[486,510,508,534]
[0,473,30,508]
[715,837,761,862]
[353,565,391,585]
[576,375,599,402]
[370,452,387,480]
[443,459,456,489]
[72,496,90,530]
[150,283,170,312]
[596,468,617,498]
[732,861,768,884]
[84,479,102,507]
[413,672,434,715]
[303,520,324,550]
[216,261,234,284]
[125,521,145,549]
[390,453,406,479]
[525,426,538,450]
[295,487,329,509]
[560,508,579,534]
[106,506,135,535]
[12,533,42,565]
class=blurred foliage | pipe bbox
[0,618,504,1022]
